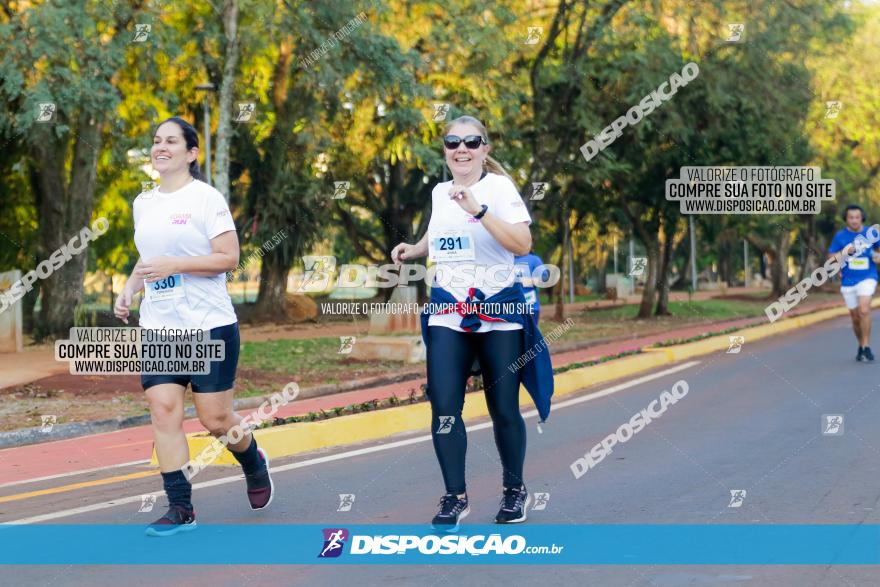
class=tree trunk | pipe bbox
[553,245,566,321]
[380,161,410,302]
[108,272,114,314]
[718,237,732,285]
[655,224,675,316]
[254,252,289,317]
[213,0,240,200]
[32,114,103,338]
[637,241,660,319]
[22,288,38,334]
[621,200,662,320]
[553,206,568,321]
[676,240,691,290]
[596,265,607,294]
[798,217,819,281]
[770,231,792,298]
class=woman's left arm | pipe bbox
[448,184,532,255]
[141,231,240,281]
[478,213,532,256]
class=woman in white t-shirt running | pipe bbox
[114,117,273,537]
[391,115,535,531]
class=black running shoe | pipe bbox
[864,347,875,362]
[431,493,469,532]
[145,504,197,537]
[857,347,865,362]
[495,486,531,524]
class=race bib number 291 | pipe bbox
[428,230,475,262]
[144,274,185,302]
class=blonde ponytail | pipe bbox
[483,154,514,182]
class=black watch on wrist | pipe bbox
[473,204,488,220]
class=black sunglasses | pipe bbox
[444,134,486,150]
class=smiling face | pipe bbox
[846,208,864,232]
[151,121,197,176]
[444,122,490,177]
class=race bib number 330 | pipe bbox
[429,230,475,262]
[144,274,185,302]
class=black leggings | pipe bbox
[426,326,527,494]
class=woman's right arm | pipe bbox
[411,233,429,257]
[127,258,146,294]
[391,232,429,264]
[114,258,146,324]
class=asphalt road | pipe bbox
[4,313,880,586]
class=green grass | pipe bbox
[590,299,769,321]
[237,337,407,390]
[653,325,747,348]
[538,293,604,304]
[239,337,343,373]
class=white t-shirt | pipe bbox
[133,179,238,330]
[427,172,532,333]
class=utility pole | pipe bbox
[613,235,618,275]
[689,215,697,291]
[629,236,635,296]
[568,225,575,304]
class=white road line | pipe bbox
[3,361,699,525]
[0,459,152,490]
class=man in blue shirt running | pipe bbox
[828,204,880,361]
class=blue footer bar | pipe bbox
[1,524,879,565]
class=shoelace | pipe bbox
[437,494,465,517]
[500,487,525,512]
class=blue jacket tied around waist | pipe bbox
[419,284,554,422]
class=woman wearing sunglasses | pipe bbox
[391,115,554,531]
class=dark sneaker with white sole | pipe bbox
[431,493,469,532]
[863,347,875,361]
[145,505,197,537]
[246,447,274,510]
[495,485,531,524]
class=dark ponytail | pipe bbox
[155,116,202,180]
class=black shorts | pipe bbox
[141,322,240,393]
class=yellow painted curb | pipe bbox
[655,300,880,362]
[152,301,862,466]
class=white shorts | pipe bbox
[840,278,877,309]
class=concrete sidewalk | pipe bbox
[0,344,69,390]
